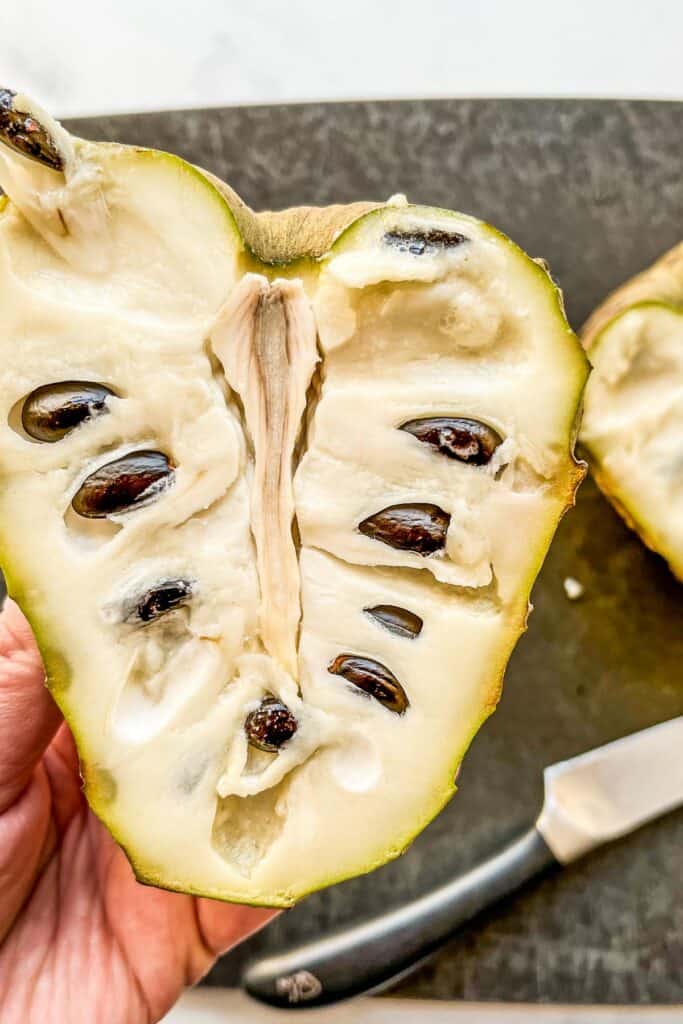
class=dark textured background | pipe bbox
[21,99,683,1003]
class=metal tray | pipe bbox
[7,99,682,1005]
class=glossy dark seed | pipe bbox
[130,579,193,623]
[21,381,115,442]
[364,604,423,639]
[0,89,64,171]
[359,503,450,555]
[383,228,467,256]
[72,450,174,519]
[400,417,502,465]
[328,654,409,714]
[245,699,298,752]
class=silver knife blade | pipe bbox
[536,716,683,863]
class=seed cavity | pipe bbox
[328,654,409,714]
[0,89,64,171]
[71,450,174,519]
[126,579,194,624]
[383,228,468,256]
[21,381,116,442]
[364,604,423,639]
[359,503,450,555]
[245,698,298,753]
[400,416,502,465]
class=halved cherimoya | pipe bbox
[581,242,683,581]
[0,90,588,906]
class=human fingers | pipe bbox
[194,898,278,961]
[0,598,62,812]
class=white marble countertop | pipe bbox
[163,989,683,1022]
[3,0,683,117]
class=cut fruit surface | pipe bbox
[0,93,588,906]
[581,243,683,581]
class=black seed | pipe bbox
[130,579,194,623]
[383,228,468,256]
[71,450,174,519]
[359,503,450,555]
[0,89,64,171]
[245,699,298,753]
[21,381,116,442]
[364,604,423,639]
[400,417,502,465]
[328,654,409,714]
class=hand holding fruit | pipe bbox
[0,597,274,1024]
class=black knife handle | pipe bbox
[243,824,557,1009]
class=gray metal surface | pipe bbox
[15,99,683,1003]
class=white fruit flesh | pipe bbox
[0,103,588,905]
[581,243,683,581]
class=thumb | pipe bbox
[0,596,62,812]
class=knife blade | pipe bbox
[242,717,683,1010]
[537,715,683,862]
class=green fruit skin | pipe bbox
[0,154,588,907]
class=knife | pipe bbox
[242,716,683,1009]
